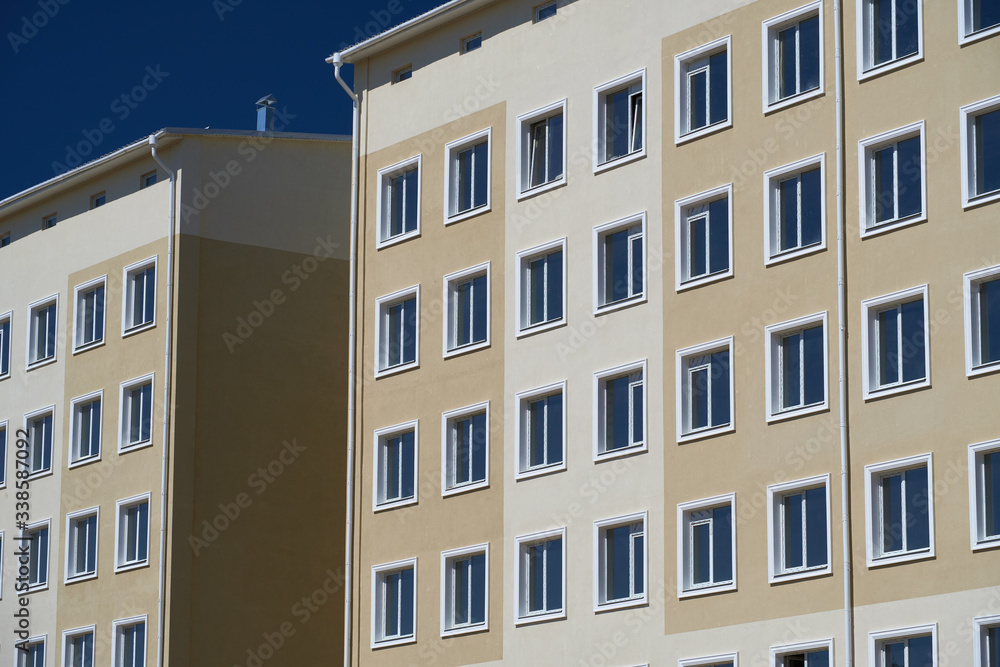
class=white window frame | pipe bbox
[961,94,1000,208]
[964,264,1000,376]
[69,389,103,468]
[860,284,930,399]
[677,493,737,598]
[766,474,832,583]
[974,615,1000,667]
[444,127,492,225]
[856,0,924,79]
[374,285,420,378]
[857,121,926,237]
[676,337,735,443]
[593,69,647,172]
[140,170,157,188]
[516,237,567,337]
[392,65,412,83]
[72,275,107,353]
[762,2,825,113]
[763,154,827,264]
[771,639,834,667]
[62,625,97,667]
[371,557,418,648]
[24,405,55,480]
[119,373,155,453]
[25,518,51,592]
[0,421,6,489]
[593,360,647,461]
[0,309,12,379]
[869,624,937,667]
[460,32,482,54]
[441,401,490,496]
[680,653,740,667]
[864,453,935,567]
[90,192,106,209]
[64,506,100,583]
[16,635,47,667]
[514,527,566,626]
[515,381,567,480]
[593,212,647,314]
[440,543,489,636]
[517,99,568,198]
[959,0,1000,44]
[26,294,59,370]
[969,439,1000,551]
[375,155,422,248]
[111,615,148,667]
[442,262,491,358]
[122,257,157,337]
[764,312,829,422]
[114,492,151,573]
[675,184,734,291]
[674,36,733,144]
[372,420,419,512]
[593,511,648,612]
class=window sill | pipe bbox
[445,204,491,226]
[371,635,416,650]
[765,242,826,267]
[517,176,566,201]
[442,480,489,498]
[679,581,736,599]
[858,53,923,82]
[26,356,57,371]
[863,377,929,401]
[25,582,49,594]
[373,496,417,513]
[594,443,647,463]
[594,149,646,175]
[68,454,103,470]
[514,610,565,626]
[0,371,9,381]
[516,461,567,481]
[972,536,1000,552]
[119,439,154,455]
[766,401,829,424]
[960,24,1000,46]
[115,560,150,574]
[516,318,566,339]
[443,340,490,359]
[441,622,488,638]
[374,361,419,380]
[72,340,105,355]
[676,119,732,146]
[968,360,1000,378]
[595,596,647,613]
[677,269,733,293]
[122,321,156,339]
[27,469,53,482]
[678,423,734,444]
[769,564,832,584]
[963,189,1000,210]
[859,213,926,239]
[376,230,421,250]
[867,548,933,568]
[594,295,646,317]
[65,571,98,585]
[763,87,824,115]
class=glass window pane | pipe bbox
[528,399,546,468]
[606,230,629,303]
[896,136,922,218]
[907,635,933,667]
[803,324,825,406]
[548,251,563,322]
[692,521,711,584]
[630,233,643,296]
[975,0,1000,31]
[981,279,1000,364]
[782,332,803,409]
[400,568,414,636]
[985,451,999,537]
[873,145,895,223]
[143,268,156,324]
[454,559,469,625]
[882,473,904,553]
[472,274,487,344]
[713,505,733,582]
[895,0,919,58]
[527,544,544,612]
[548,114,564,180]
[805,486,828,567]
[905,466,930,550]
[473,143,488,208]
[471,553,486,624]
[631,380,643,444]
[607,526,631,601]
[606,376,630,450]
[403,169,418,234]
[607,88,630,160]
[472,413,487,482]
[546,393,563,465]
[799,16,820,91]
[878,307,900,386]
[690,214,708,278]
[977,110,1000,195]
[711,350,730,427]
[458,148,473,212]
[783,492,805,569]
[900,299,925,382]
[779,176,800,251]
[546,539,562,611]
[690,70,707,130]
[874,0,894,65]
[402,298,416,364]
[691,366,709,430]
[778,25,797,99]
[709,52,728,125]
[708,198,729,274]
[800,167,823,246]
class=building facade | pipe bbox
[337,0,1000,665]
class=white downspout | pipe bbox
[329,51,360,667]
[833,2,854,666]
[149,134,176,667]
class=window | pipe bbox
[120,375,154,451]
[70,391,102,466]
[123,258,156,334]
[0,421,6,487]
[772,641,832,667]
[112,617,146,667]
[965,265,1000,376]
[445,128,491,223]
[767,476,831,582]
[115,494,150,571]
[25,407,54,477]
[44,213,57,229]
[90,192,106,209]
[678,494,736,597]
[73,277,106,352]
[140,171,157,188]
[443,263,490,356]
[65,508,99,582]
[393,65,412,83]
[515,528,565,624]
[517,100,566,196]
[534,0,557,22]
[441,402,489,495]
[764,155,826,263]
[869,626,936,667]
[861,285,929,398]
[961,95,1000,208]
[595,213,645,312]
[375,286,419,377]
[440,544,488,635]
[680,654,738,667]
[675,36,731,142]
[975,615,1000,667]
[857,0,922,77]
[960,0,1000,42]
[63,627,96,667]
[17,637,45,667]
[858,122,925,235]
[0,232,9,246]
[461,32,482,53]
[676,337,734,442]
[675,185,732,290]
[516,238,566,335]
[0,311,10,378]
[765,313,828,421]
[763,3,823,110]
[371,558,417,647]
[594,512,647,610]
[373,421,418,511]
[27,295,58,368]
[516,382,565,479]
[865,454,934,566]
[376,155,421,246]
[970,439,1000,550]
[594,70,645,169]
[594,361,646,459]
[26,519,50,590]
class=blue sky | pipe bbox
[0,0,443,199]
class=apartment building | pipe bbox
[0,123,352,665]
[334,0,1000,665]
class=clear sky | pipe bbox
[0,0,443,199]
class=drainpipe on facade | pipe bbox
[328,51,360,667]
[148,133,176,667]
[833,2,854,665]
